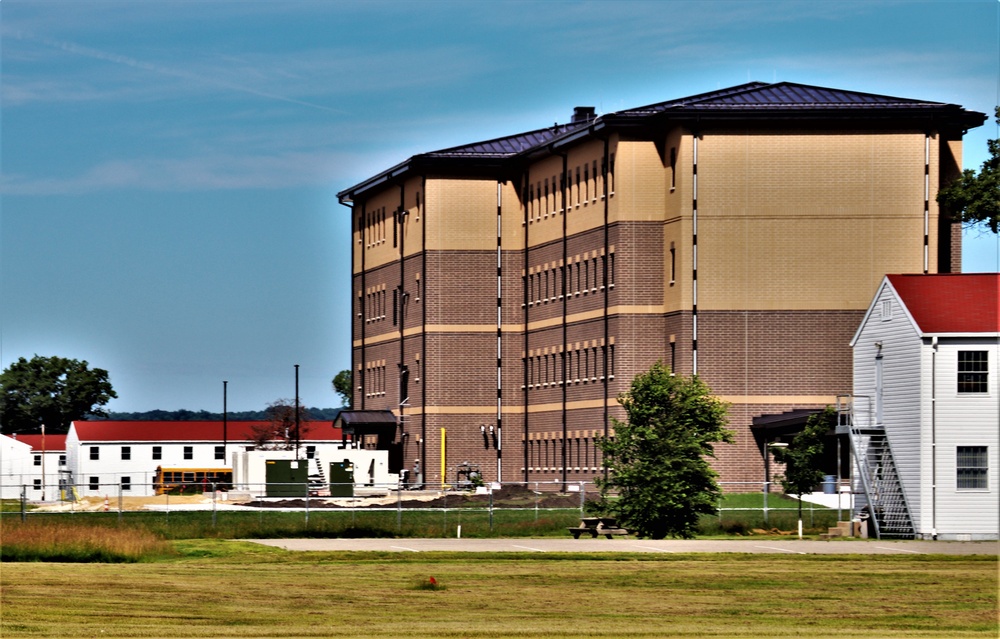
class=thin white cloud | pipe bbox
[0,149,399,195]
[2,28,347,113]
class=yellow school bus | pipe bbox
[154,467,233,495]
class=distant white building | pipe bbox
[0,433,68,500]
[64,420,353,497]
[851,273,999,540]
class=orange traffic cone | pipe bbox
[104,496,109,512]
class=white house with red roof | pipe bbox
[0,433,68,500]
[65,420,350,497]
[851,273,999,540]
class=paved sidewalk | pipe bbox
[247,537,997,555]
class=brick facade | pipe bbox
[338,83,984,489]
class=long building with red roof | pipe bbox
[64,420,347,497]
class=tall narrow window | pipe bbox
[152,446,162,460]
[957,446,988,490]
[184,446,193,461]
[592,160,598,200]
[670,147,677,189]
[121,446,131,461]
[33,454,41,466]
[958,351,988,393]
[393,288,398,325]
[670,244,676,285]
[90,446,99,461]
[215,446,225,460]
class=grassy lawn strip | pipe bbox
[2,542,996,638]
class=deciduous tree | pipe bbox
[595,362,732,539]
[247,399,312,450]
[937,106,1000,233]
[772,406,833,525]
[332,370,352,407]
[0,355,117,434]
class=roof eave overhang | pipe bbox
[605,107,986,134]
[338,155,514,205]
[922,332,1000,339]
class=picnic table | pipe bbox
[568,516,629,539]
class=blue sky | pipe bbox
[1,1,998,413]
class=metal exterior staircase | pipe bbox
[836,395,915,539]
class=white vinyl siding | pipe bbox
[930,337,999,537]
[853,283,923,526]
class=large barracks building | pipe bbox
[337,82,985,488]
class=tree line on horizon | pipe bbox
[99,407,343,422]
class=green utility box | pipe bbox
[264,459,309,497]
[328,460,355,497]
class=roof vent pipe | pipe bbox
[572,106,596,123]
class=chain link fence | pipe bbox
[3,478,850,533]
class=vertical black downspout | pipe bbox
[496,181,503,482]
[602,138,610,480]
[557,150,569,491]
[522,173,530,483]
[691,134,699,375]
[360,202,367,410]
[420,176,427,478]
[398,185,406,443]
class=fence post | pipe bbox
[579,481,585,514]
[763,481,769,527]
[21,485,27,522]
[396,482,402,533]
[304,483,309,528]
[489,486,494,532]
[534,482,539,521]
[212,483,218,528]
[118,482,123,523]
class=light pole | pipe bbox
[41,423,46,502]
[222,381,228,464]
[294,364,300,459]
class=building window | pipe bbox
[121,446,131,461]
[89,476,99,491]
[958,351,988,393]
[152,446,162,460]
[90,446,99,461]
[121,477,132,491]
[33,454,41,466]
[957,446,988,490]
[59,454,66,466]
[215,446,225,461]
[184,446,193,460]
[33,479,41,491]
[307,446,316,460]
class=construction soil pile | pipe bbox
[245,484,593,510]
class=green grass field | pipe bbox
[2,541,996,638]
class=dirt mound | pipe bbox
[244,485,594,510]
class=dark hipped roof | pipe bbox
[335,410,398,426]
[338,81,986,203]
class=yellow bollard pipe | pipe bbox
[440,428,446,487]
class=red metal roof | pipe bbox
[70,420,344,443]
[10,434,67,451]
[888,273,1000,334]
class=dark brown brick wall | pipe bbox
[696,310,861,396]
